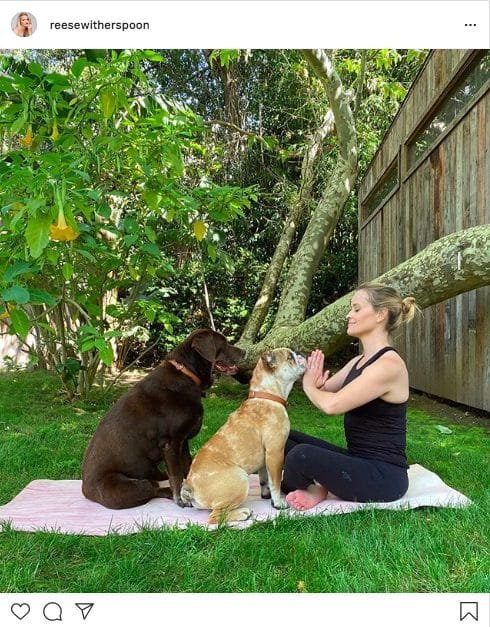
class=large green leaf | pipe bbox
[10,116,25,134]
[28,289,57,306]
[9,308,31,339]
[28,62,44,78]
[4,261,39,282]
[45,73,70,87]
[100,87,116,118]
[25,215,52,259]
[0,76,15,93]
[71,57,89,78]
[141,50,165,62]
[165,144,184,177]
[1,285,30,304]
[141,243,161,258]
[62,263,74,281]
[142,190,162,211]
[98,343,114,367]
[75,249,97,263]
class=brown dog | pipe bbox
[81,329,244,509]
[181,348,306,523]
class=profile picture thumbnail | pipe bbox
[11,11,37,37]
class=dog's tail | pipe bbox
[180,480,194,506]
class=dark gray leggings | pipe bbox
[281,430,408,503]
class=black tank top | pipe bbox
[342,347,408,468]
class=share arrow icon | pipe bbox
[75,603,94,620]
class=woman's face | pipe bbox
[20,14,31,27]
[346,290,381,337]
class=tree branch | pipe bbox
[205,119,259,139]
[240,225,490,369]
[354,50,367,118]
[271,49,358,330]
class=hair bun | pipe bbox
[357,282,418,333]
[401,296,418,322]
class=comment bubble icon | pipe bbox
[43,602,63,621]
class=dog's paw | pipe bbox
[272,496,289,510]
[234,507,252,521]
[260,485,271,499]
[155,486,173,499]
[175,496,192,508]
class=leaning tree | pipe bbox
[235,49,490,369]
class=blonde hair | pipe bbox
[357,282,418,334]
[14,12,31,36]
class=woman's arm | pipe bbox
[321,356,360,392]
[302,349,358,393]
[303,351,405,415]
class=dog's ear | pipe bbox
[191,332,217,362]
[261,351,277,370]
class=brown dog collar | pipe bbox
[167,359,202,387]
[248,390,288,407]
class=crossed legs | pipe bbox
[282,430,408,509]
[282,430,348,510]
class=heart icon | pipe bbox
[11,603,30,620]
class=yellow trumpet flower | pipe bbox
[19,125,33,148]
[50,207,79,241]
[50,121,59,141]
[0,304,14,320]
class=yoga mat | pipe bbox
[0,464,472,536]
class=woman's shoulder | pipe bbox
[383,348,405,362]
[377,349,408,375]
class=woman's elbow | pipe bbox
[321,397,342,415]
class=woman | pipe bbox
[282,282,418,510]
[13,13,32,37]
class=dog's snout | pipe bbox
[295,352,307,367]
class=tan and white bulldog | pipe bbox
[180,348,306,523]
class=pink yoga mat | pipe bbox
[0,464,471,536]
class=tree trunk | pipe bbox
[205,50,246,172]
[239,224,490,369]
[271,49,358,330]
[239,111,335,345]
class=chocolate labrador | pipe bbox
[81,329,244,509]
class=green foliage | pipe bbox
[208,49,240,68]
[0,50,253,396]
[0,49,428,395]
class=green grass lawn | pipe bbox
[0,371,488,593]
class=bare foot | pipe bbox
[285,486,328,511]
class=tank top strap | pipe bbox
[355,346,397,372]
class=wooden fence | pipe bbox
[359,50,489,411]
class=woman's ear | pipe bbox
[376,308,388,324]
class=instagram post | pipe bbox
[0,1,489,626]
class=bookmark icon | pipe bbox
[75,603,94,620]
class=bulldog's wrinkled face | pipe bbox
[259,348,307,384]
